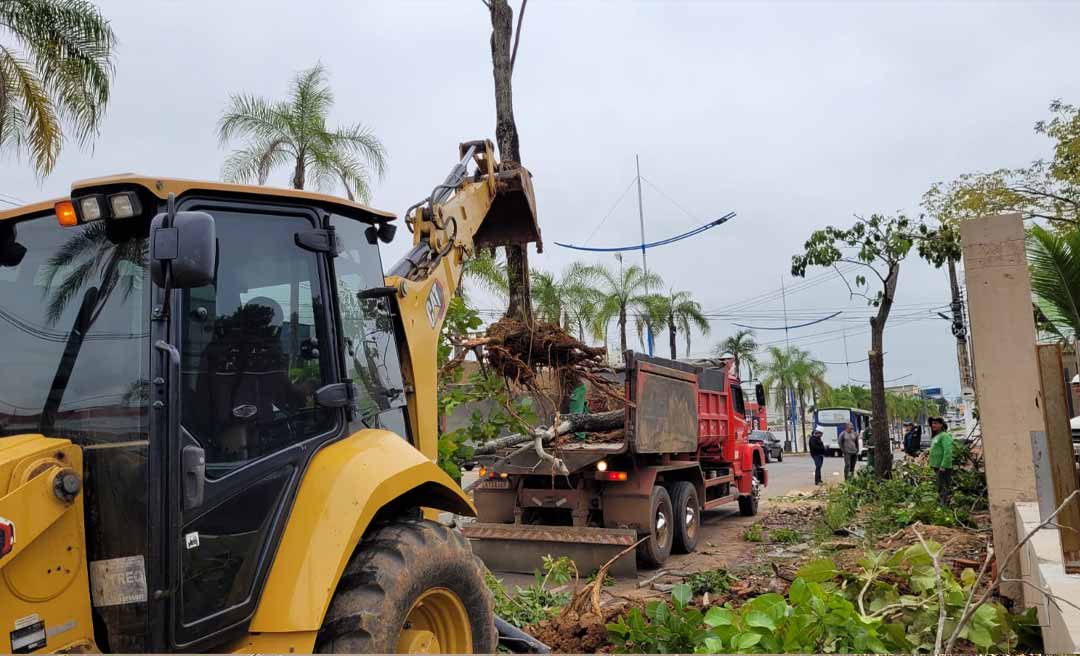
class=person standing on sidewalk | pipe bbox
[839,422,860,480]
[809,429,827,485]
[928,416,956,505]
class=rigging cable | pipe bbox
[554,212,736,252]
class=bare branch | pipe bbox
[833,264,875,303]
[510,0,528,73]
[945,489,1080,652]
[913,525,950,655]
[839,258,887,284]
[480,0,491,7]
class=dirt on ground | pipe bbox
[529,605,627,654]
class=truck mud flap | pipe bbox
[462,523,639,578]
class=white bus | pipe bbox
[814,407,872,457]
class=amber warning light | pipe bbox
[55,201,78,227]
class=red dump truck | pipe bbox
[464,352,768,577]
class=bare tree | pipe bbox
[487,0,533,323]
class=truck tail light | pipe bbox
[597,471,628,482]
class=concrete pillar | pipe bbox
[961,213,1040,600]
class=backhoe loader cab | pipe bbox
[0,145,537,654]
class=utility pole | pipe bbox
[780,275,798,450]
[635,154,653,355]
[948,260,976,433]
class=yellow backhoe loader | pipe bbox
[0,140,541,653]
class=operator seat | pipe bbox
[192,296,306,464]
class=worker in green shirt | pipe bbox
[928,416,956,505]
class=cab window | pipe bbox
[180,209,334,478]
[330,215,407,432]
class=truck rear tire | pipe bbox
[738,464,763,517]
[670,481,700,554]
[316,518,496,654]
[637,485,674,568]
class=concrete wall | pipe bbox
[1015,502,1080,652]
[960,213,1040,600]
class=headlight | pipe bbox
[596,459,608,472]
[109,192,141,219]
[79,195,105,221]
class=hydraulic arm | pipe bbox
[386,140,540,462]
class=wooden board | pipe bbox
[1035,344,1080,573]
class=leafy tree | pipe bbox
[717,329,759,381]
[823,384,872,410]
[1026,224,1080,338]
[0,0,116,175]
[760,346,798,448]
[637,290,710,359]
[217,63,386,201]
[586,256,663,358]
[792,213,951,476]
[791,350,829,445]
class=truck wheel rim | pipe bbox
[685,503,698,540]
[656,508,669,546]
[398,587,472,653]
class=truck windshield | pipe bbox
[0,217,150,441]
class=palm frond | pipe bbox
[221,137,292,185]
[0,45,59,173]
[1027,224,1080,335]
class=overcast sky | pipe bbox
[4,0,1079,397]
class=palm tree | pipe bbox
[717,329,759,381]
[586,257,663,359]
[637,291,709,359]
[791,350,829,450]
[530,262,596,329]
[760,346,798,449]
[462,249,509,302]
[218,63,386,201]
[1026,224,1080,338]
[0,0,116,175]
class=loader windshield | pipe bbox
[0,216,150,441]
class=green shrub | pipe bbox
[607,543,1038,653]
[685,569,735,596]
[486,555,575,628]
[743,523,764,542]
[769,528,803,545]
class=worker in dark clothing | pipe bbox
[809,429,827,485]
[902,422,921,458]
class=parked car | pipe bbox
[749,430,783,462]
[1071,417,1080,468]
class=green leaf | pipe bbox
[703,636,725,652]
[789,577,810,604]
[969,625,993,648]
[735,632,762,649]
[796,559,840,582]
[961,567,977,588]
[704,607,734,628]
[672,583,692,608]
[745,610,776,631]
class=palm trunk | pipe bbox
[798,387,808,451]
[668,314,677,360]
[618,305,628,358]
[868,263,899,477]
[489,0,532,325]
[292,154,306,189]
[780,386,791,449]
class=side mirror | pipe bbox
[151,210,216,289]
[755,383,766,407]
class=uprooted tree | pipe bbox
[791,213,956,477]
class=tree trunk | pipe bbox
[668,314,677,360]
[868,263,900,477]
[489,0,532,324]
[292,153,305,189]
[947,258,974,392]
[733,354,741,380]
[618,305,628,358]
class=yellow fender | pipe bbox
[249,429,474,633]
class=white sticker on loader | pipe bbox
[185,532,200,549]
[89,555,148,607]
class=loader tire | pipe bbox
[315,518,496,654]
[637,485,674,568]
[671,481,700,555]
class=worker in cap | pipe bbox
[928,416,955,505]
[809,428,826,485]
